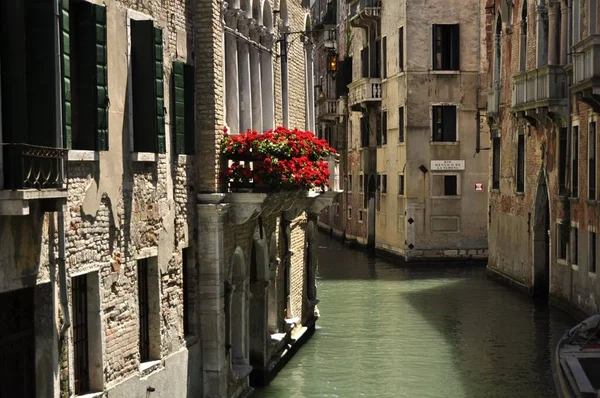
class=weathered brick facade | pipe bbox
[0,0,331,397]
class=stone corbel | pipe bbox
[237,16,252,37]
[226,192,268,225]
[224,7,243,29]
[307,191,339,215]
[260,31,275,49]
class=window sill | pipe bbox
[69,150,100,162]
[76,391,104,398]
[589,272,597,279]
[430,70,460,75]
[430,141,459,146]
[586,199,597,205]
[132,152,158,162]
[491,189,500,193]
[398,142,405,146]
[431,195,461,199]
[557,258,568,266]
[572,264,579,271]
[139,359,162,375]
[569,197,579,202]
[515,191,525,196]
[177,154,194,164]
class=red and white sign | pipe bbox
[474,182,484,192]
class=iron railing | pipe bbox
[1,143,68,190]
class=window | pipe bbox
[559,128,568,195]
[358,209,363,222]
[517,131,525,193]
[131,20,165,153]
[492,136,501,190]
[372,39,381,78]
[432,106,457,142]
[381,111,388,145]
[398,174,405,195]
[172,62,195,155]
[572,126,579,197]
[348,173,353,192]
[382,175,387,193]
[382,36,387,78]
[572,227,579,265]
[589,232,597,273]
[398,107,405,143]
[182,248,194,337]
[347,207,352,220]
[73,274,90,394]
[398,27,404,72]
[557,224,567,260]
[376,113,382,146]
[444,175,458,196]
[359,174,364,192]
[519,3,528,73]
[138,257,159,362]
[361,116,369,147]
[361,47,369,78]
[432,24,460,71]
[589,121,596,200]
[71,2,109,151]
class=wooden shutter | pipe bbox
[452,24,460,71]
[131,19,156,153]
[183,64,195,155]
[172,61,186,154]
[60,0,72,148]
[154,27,166,154]
[442,106,457,141]
[95,5,109,150]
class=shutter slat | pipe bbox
[155,27,166,153]
[183,64,195,155]
[95,5,108,150]
[61,1,72,148]
[172,61,186,154]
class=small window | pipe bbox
[492,136,501,190]
[72,274,90,394]
[348,173,353,192]
[361,47,369,78]
[557,224,567,260]
[376,113,383,146]
[588,121,596,200]
[382,175,387,193]
[572,126,579,197]
[558,128,568,195]
[381,111,388,145]
[382,36,387,78]
[359,174,364,192]
[517,131,525,193]
[361,116,369,148]
[347,207,352,220]
[358,209,363,222]
[182,248,195,337]
[432,24,460,71]
[398,27,404,72]
[398,107,405,143]
[398,174,405,196]
[138,257,160,362]
[444,175,458,196]
[589,231,596,273]
[572,227,579,265]
[432,106,457,142]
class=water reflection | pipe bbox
[255,235,575,398]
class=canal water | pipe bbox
[255,234,577,398]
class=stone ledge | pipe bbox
[68,150,99,162]
[132,152,158,162]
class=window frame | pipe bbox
[492,135,501,190]
[558,127,568,195]
[557,222,568,262]
[589,230,597,274]
[516,128,525,193]
[571,226,579,267]
[588,120,597,200]
[431,173,461,198]
[572,123,580,198]
[398,27,404,73]
[398,174,405,196]
[432,24,460,71]
[398,106,405,143]
[431,105,458,143]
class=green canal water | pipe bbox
[255,235,576,398]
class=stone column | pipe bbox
[261,32,275,131]
[281,28,290,127]
[249,23,263,133]
[548,2,559,65]
[536,4,549,67]
[197,202,229,398]
[560,1,568,65]
[225,11,240,134]
[305,42,315,133]
[238,18,252,133]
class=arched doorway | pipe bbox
[533,175,550,298]
[367,174,377,250]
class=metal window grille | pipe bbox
[138,259,150,362]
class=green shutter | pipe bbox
[172,61,186,155]
[154,27,165,154]
[94,5,109,151]
[183,64,195,155]
[61,0,72,148]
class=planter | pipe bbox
[230,181,254,192]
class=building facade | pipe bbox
[486,0,600,317]
[318,0,489,261]
[0,0,337,397]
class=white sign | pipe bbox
[430,160,465,171]
[475,182,484,192]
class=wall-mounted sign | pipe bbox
[430,160,465,171]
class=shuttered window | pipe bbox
[361,116,369,148]
[71,2,108,151]
[432,106,457,142]
[432,24,460,71]
[60,0,72,148]
[172,61,195,155]
[131,21,165,153]
[398,107,405,143]
[517,132,525,193]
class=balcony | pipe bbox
[317,99,338,122]
[512,65,567,121]
[572,34,600,112]
[0,143,68,216]
[348,78,382,111]
[487,84,500,119]
[348,0,380,29]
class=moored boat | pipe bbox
[554,314,600,397]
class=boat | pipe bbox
[554,313,600,397]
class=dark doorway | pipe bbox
[533,178,550,298]
[367,174,377,251]
[0,288,35,398]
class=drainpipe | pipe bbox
[53,0,71,339]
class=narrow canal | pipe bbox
[256,234,577,398]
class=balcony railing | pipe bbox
[349,0,381,27]
[487,84,500,116]
[572,34,600,92]
[318,99,338,121]
[1,143,68,191]
[348,78,382,109]
[512,65,567,110]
